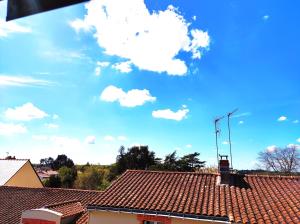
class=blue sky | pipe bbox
[0,0,299,169]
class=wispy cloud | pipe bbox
[45,123,59,129]
[262,15,270,21]
[0,19,31,37]
[293,120,299,124]
[85,135,96,144]
[100,85,156,107]
[266,145,277,153]
[186,144,192,148]
[232,112,251,118]
[104,135,115,141]
[0,123,27,136]
[0,75,54,87]
[42,49,92,63]
[95,61,110,76]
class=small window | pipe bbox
[143,221,164,224]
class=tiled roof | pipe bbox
[0,186,102,224]
[89,170,300,224]
[0,159,27,185]
[45,200,85,218]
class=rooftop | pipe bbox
[0,186,102,224]
[90,170,300,224]
[0,159,28,185]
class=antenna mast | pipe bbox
[214,115,225,171]
[227,108,238,169]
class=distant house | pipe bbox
[36,169,59,181]
[0,159,43,188]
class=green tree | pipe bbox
[112,145,159,179]
[52,154,74,170]
[177,152,206,172]
[74,166,105,190]
[44,175,61,188]
[40,157,54,168]
[58,166,77,188]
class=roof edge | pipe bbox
[87,205,230,223]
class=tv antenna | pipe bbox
[214,115,225,171]
[227,108,238,169]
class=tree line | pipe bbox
[39,145,206,189]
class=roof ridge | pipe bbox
[0,186,103,193]
[45,200,81,208]
[245,174,300,179]
[125,169,218,176]
[0,158,29,161]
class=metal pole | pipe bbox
[214,120,219,171]
[227,108,238,170]
[227,114,233,169]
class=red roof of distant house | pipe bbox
[45,200,85,218]
[0,186,102,224]
[89,170,300,224]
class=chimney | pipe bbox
[218,155,230,185]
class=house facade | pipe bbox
[0,159,43,188]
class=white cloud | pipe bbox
[152,107,189,121]
[278,116,287,122]
[0,19,31,37]
[32,135,48,141]
[186,144,192,148]
[239,120,244,125]
[5,103,48,121]
[266,145,277,153]
[104,135,115,141]
[117,136,127,141]
[189,29,210,59]
[50,136,81,148]
[293,120,299,124]
[222,141,229,145]
[112,61,133,73]
[52,114,59,120]
[0,123,27,136]
[70,0,210,76]
[95,61,110,76]
[85,135,96,144]
[45,123,59,129]
[192,16,197,21]
[297,138,300,143]
[0,75,53,87]
[100,85,156,107]
[287,144,300,150]
[263,15,270,20]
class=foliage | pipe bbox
[43,175,61,188]
[116,145,158,173]
[151,151,205,172]
[258,146,300,173]
[58,166,77,188]
[74,166,106,190]
[52,154,75,170]
[40,157,54,168]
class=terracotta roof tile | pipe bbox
[45,200,85,218]
[0,186,102,224]
[89,170,300,224]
